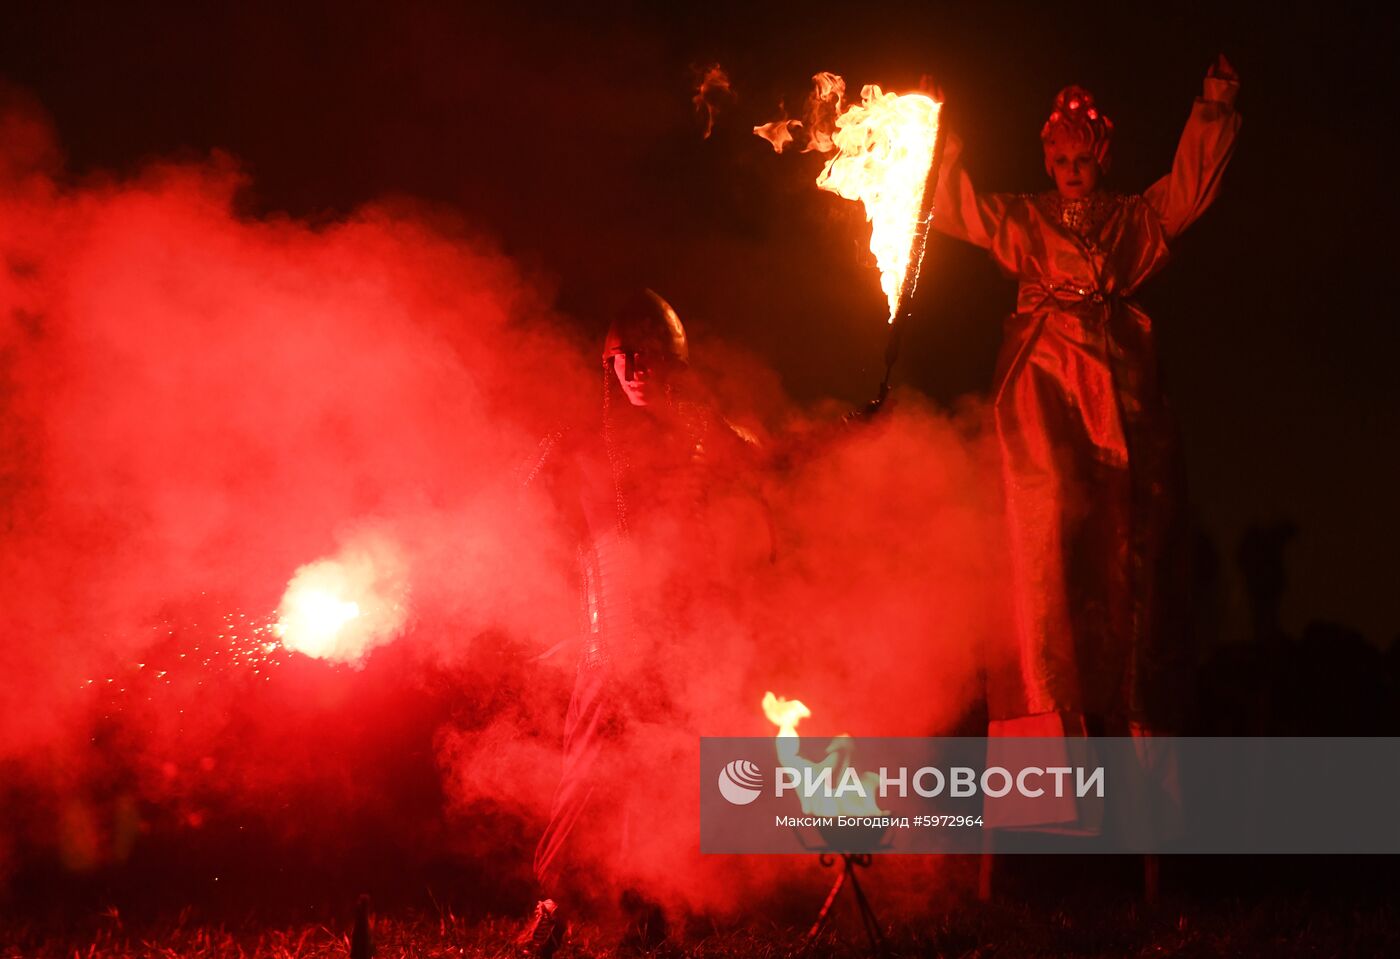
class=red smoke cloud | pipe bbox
[0,87,1009,918]
[0,86,585,877]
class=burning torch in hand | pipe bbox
[759,74,946,418]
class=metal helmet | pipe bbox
[602,289,689,375]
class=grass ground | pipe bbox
[3,894,1397,959]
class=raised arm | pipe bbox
[1145,54,1242,241]
[930,133,1014,249]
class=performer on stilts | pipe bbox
[931,57,1240,835]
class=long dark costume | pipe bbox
[522,291,758,902]
[931,72,1239,749]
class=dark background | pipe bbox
[0,3,1394,657]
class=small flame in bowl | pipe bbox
[761,690,887,818]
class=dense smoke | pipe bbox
[0,89,1009,917]
[0,85,584,880]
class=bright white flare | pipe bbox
[274,534,408,664]
[276,586,361,659]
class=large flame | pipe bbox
[274,533,409,664]
[816,84,941,322]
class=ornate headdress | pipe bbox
[1040,85,1113,172]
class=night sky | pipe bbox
[3,0,1396,643]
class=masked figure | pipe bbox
[518,290,762,955]
[932,58,1240,747]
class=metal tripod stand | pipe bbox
[802,852,887,957]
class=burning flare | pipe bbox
[274,533,409,664]
[276,583,361,659]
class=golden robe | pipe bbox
[933,76,1240,739]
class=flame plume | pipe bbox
[756,74,943,324]
[815,85,942,322]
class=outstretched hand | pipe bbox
[1208,53,1239,83]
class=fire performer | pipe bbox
[931,57,1240,747]
[517,290,764,956]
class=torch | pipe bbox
[806,80,946,413]
[876,122,946,411]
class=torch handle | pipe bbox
[899,116,948,322]
[874,118,947,408]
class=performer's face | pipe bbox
[611,352,672,407]
[1046,135,1101,199]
